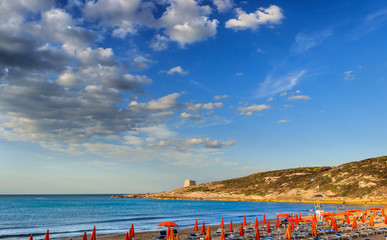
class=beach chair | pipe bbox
[153,230,167,239]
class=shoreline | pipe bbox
[111,195,387,205]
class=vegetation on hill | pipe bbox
[180,156,386,199]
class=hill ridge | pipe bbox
[113,156,387,204]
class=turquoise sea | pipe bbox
[0,195,373,240]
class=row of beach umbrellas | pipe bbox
[27,207,386,240]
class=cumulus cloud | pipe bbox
[180,112,202,120]
[214,95,230,100]
[344,70,356,81]
[186,102,224,112]
[291,28,333,53]
[238,104,270,115]
[287,95,311,101]
[256,70,306,98]
[266,97,274,102]
[225,5,284,30]
[148,137,236,151]
[160,0,219,46]
[83,0,157,38]
[130,93,183,112]
[150,34,169,51]
[213,0,233,12]
[165,66,189,75]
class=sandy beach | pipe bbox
[62,217,387,240]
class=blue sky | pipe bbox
[0,0,386,194]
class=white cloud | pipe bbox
[225,5,284,30]
[256,70,306,97]
[213,0,233,12]
[266,97,274,102]
[291,28,333,53]
[214,95,230,100]
[160,0,218,46]
[280,92,288,96]
[148,137,236,151]
[238,104,270,115]
[277,120,288,124]
[150,34,169,51]
[287,95,311,101]
[202,102,224,110]
[180,112,201,120]
[130,93,182,112]
[235,72,243,76]
[344,70,356,81]
[166,66,189,75]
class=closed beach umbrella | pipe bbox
[220,230,226,240]
[311,221,317,236]
[295,215,299,225]
[168,228,175,240]
[201,221,206,235]
[220,217,224,228]
[290,220,294,231]
[90,226,96,240]
[370,215,374,226]
[82,232,87,240]
[384,215,387,224]
[239,222,244,236]
[254,217,258,229]
[266,220,271,233]
[254,226,260,240]
[285,225,292,239]
[313,212,317,222]
[176,235,180,240]
[263,215,266,224]
[205,226,211,240]
[365,208,368,215]
[29,235,33,240]
[229,220,233,232]
[352,217,357,229]
[125,232,129,240]
[382,207,385,216]
[361,214,365,223]
[299,212,302,220]
[243,216,247,226]
[330,216,334,226]
[44,230,49,240]
[129,224,135,238]
[194,220,198,231]
[333,218,338,232]
[275,217,280,227]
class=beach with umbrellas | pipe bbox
[46,207,387,240]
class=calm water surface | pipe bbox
[0,195,372,240]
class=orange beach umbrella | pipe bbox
[44,230,49,240]
[299,212,302,220]
[295,215,299,225]
[352,217,357,229]
[125,232,129,240]
[219,230,226,240]
[254,226,260,240]
[90,226,96,240]
[266,220,271,233]
[29,235,33,240]
[159,222,178,228]
[220,217,224,228]
[243,216,247,226]
[369,207,381,210]
[346,214,350,224]
[277,213,292,218]
[311,221,317,236]
[129,224,135,238]
[365,208,368,215]
[254,217,258,229]
[194,220,198,231]
[204,226,211,240]
[275,217,280,227]
[333,218,338,232]
[370,215,374,226]
[290,220,294,231]
[239,222,244,236]
[229,220,233,232]
[384,215,387,224]
[361,214,365,223]
[82,232,87,240]
[200,222,206,235]
[168,228,175,240]
[263,214,266,224]
[349,209,361,212]
[176,234,180,240]
[285,225,292,239]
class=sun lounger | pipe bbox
[153,230,167,239]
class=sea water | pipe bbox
[0,195,370,240]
